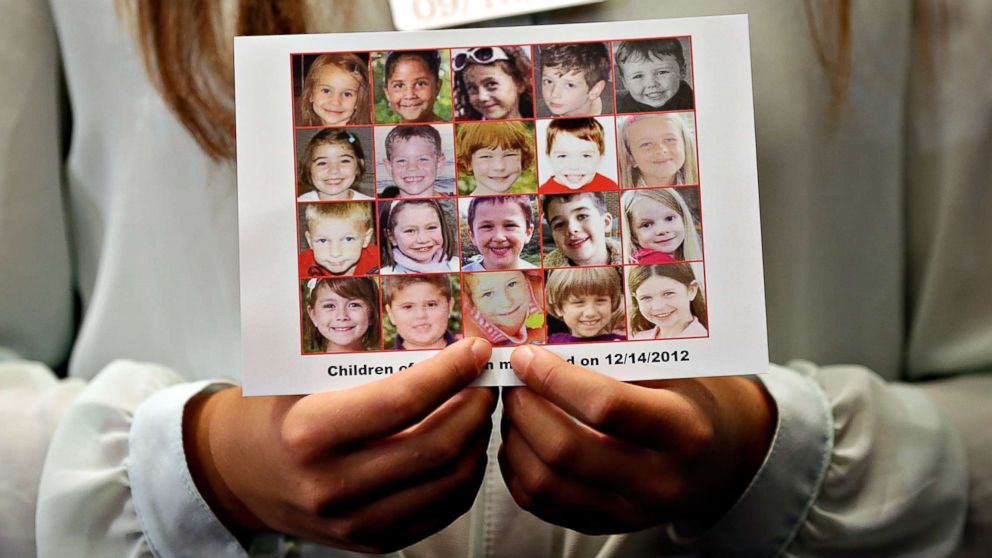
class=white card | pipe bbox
[387,0,605,31]
[235,15,767,396]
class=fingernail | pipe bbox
[469,337,492,371]
[513,345,535,378]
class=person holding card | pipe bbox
[3,3,991,558]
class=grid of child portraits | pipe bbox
[292,37,708,355]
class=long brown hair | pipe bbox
[121,1,315,160]
[805,0,947,116]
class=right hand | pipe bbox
[184,338,496,553]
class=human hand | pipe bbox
[184,338,497,553]
[499,344,775,535]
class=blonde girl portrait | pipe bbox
[296,52,372,126]
[297,128,373,201]
[627,263,708,340]
[379,199,460,274]
[619,112,698,188]
[621,187,702,263]
[303,277,382,353]
[545,266,626,343]
[462,270,546,346]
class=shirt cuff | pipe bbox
[681,363,833,556]
[130,378,246,558]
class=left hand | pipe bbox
[499,344,775,535]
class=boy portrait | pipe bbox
[535,42,613,117]
[459,195,541,271]
[614,37,694,114]
[537,116,618,193]
[545,266,627,343]
[297,201,379,277]
[375,124,456,198]
[541,191,622,268]
[455,121,537,196]
[382,273,462,350]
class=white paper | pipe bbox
[388,0,605,31]
[235,15,767,395]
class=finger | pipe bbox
[511,344,710,451]
[498,424,648,534]
[503,387,677,497]
[289,338,492,448]
[325,387,497,507]
[305,430,490,551]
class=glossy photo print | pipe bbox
[237,16,766,394]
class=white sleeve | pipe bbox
[35,360,244,558]
[682,362,967,557]
[0,361,84,556]
[916,374,992,556]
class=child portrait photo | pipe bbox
[535,41,614,118]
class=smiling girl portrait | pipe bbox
[462,270,546,345]
[379,198,460,274]
[618,112,698,188]
[627,263,708,340]
[453,45,534,121]
[296,127,375,200]
[303,277,383,353]
[621,187,702,263]
[295,52,372,126]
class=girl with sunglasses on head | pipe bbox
[453,45,534,121]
